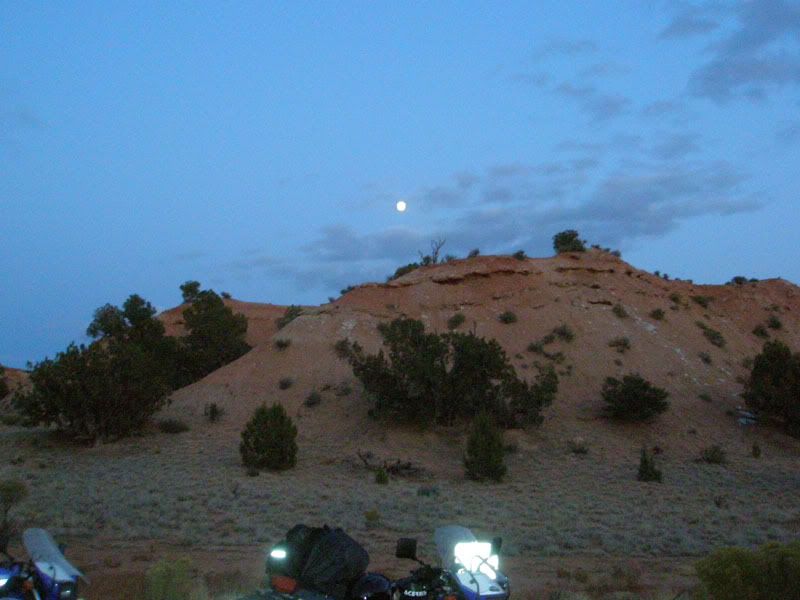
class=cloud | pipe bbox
[554,134,643,155]
[174,251,206,262]
[679,0,800,102]
[659,5,721,39]
[555,82,631,121]
[533,39,598,59]
[509,72,551,87]
[690,53,800,102]
[578,62,630,79]
[448,159,761,249]
[650,133,701,160]
[227,149,762,298]
[776,121,800,144]
[0,104,45,153]
[641,99,687,117]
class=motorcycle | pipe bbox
[393,526,510,600]
[0,529,86,600]
[256,524,391,600]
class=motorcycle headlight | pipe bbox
[0,576,9,588]
[59,582,77,599]
[270,547,287,560]
[454,541,499,579]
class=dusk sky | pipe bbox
[2,1,800,368]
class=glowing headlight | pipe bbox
[0,577,9,587]
[270,548,287,560]
[454,541,499,579]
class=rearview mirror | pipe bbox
[395,538,418,560]
[491,537,502,555]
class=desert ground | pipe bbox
[2,251,799,598]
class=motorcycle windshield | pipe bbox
[433,525,478,572]
[22,529,86,583]
[434,526,498,578]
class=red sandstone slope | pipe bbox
[160,251,800,468]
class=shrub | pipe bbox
[691,295,713,308]
[602,374,669,421]
[767,315,782,330]
[698,393,712,402]
[364,509,381,528]
[274,338,291,351]
[340,318,556,427]
[0,479,29,554]
[527,341,544,354]
[753,324,770,339]
[276,305,303,329]
[0,414,20,426]
[374,468,389,484]
[179,281,201,303]
[304,391,322,407]
[221,291,232,299]
[744,340,800,434]
[417,486,439,497]
[498,311,517,324]
[333,339,350,359]
[158,419,189,434]
[637,448,662,482]
[752,443,762,458]
[698,351,712,365]
[16,341,171,442]
[340,285,356,296]
[700,445,727,464]
[467,248,480,258]
[696,321,726,348]
[0,479,28,521]
[145,557,209,600]
[0,366,7,398]
[17,291,196,441]
[464,413,507,482]
[573,568,590,584]
[612,303,628,319]
[334,382,352,396]
[179,288,251,384]
[695,541,800,600]
[447,313,466,330]
[388,262,420,281]
[278,377,293,390]
[649,308,665,321]
[553,230,587,254]
[568,437,589,455]
[239,403,297,471]
[512,250,526,260]
[608,337,630,354]
[203,402,224,423]
[668,293,682,305]
[552,324,574,342]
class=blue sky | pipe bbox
[2,1,799,368]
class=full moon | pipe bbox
[396,200,407,212]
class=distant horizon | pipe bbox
[3,1,800,368]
